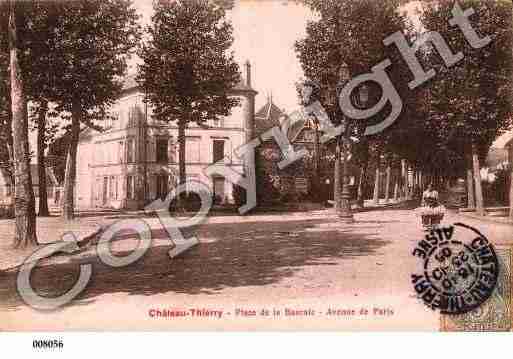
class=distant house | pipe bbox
[255,96,360,202]
[0,164,60,206]
[481,147,509,183]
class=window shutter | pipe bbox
[149,175,156,200]
[167,137,174,163]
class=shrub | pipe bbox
[168,191,210,212]
[232,183,246,208]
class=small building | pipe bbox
[0,164,60,207]
[254,96,362,203]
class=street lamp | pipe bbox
[335,65,370,223]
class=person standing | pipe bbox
[422,183,439,207]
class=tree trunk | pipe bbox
[37,101,50,217]
[333,137,341,212]
[356,162,367,208]
[419,170,423,193]
[471,142,485,216]
[466,151,475,209]
[356,142,369,208]
[393,173,399,202]
[373,152,381,205]
[384,161,391,203]
[311,121,321,202]
[401,159,407,200]
[510,7,513,219]
[62,102,80,221]
[178,119,186,185]
[177,118,186,207]
[509,162,513,219]
[9,2,38,247]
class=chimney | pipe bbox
[245,60,251,88]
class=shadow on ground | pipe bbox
[0,217,393,311]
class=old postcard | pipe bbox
[0,0,512,336]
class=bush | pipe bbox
[481,168,511,207]
[232,184,246,208]
[168,191,210,212]
[0,203,14,219]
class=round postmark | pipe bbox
[411,223,499,315]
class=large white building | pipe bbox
[75,62,257,210]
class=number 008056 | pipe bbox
[33,339,63,349]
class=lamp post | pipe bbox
[335,65,369,223]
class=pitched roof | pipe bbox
[255,96,286,135]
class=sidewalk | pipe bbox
[458,208,513,226]
[0,203,440,330]
[444,210,513,248]
[0,199,415,272]
[0,217,102,271]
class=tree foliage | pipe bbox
[421,0,512,160]
[138,0,240,187]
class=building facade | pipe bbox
[75,63,257,210]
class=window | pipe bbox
[186,174,199,192]
[213,177,225,203]
[109,176,116,199]
[128,104,142,127]
[126,138,135,163]
[156,175,168,200]
[112,111,120,126]
[156,138,169,163]
[213,139,225,163]
[185,137,201,163]
[127,176,134,200]
[210,118,223,128]
[95,178,101,201]
[168,137,177,163]
[104,116,112,129]
[118,141,124,163]
[102,177,108,205]
[106,112,119,129]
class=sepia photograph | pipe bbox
[0,0,512,349]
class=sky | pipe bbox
[131,0,315,112]
[131,0,426,111]
[130,0,511,148]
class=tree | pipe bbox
[372,149,382,205]
[28,103,60,216]
[39,0,141,220]
[2,1,141,220]
[138,0,240,195]
[20,1,62,217]
[510,4,513,220]
[8,0,37,247]
[421,0,512,215]
[0,1,13,169]
[1,1,59,217]
[295,0,412,210]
